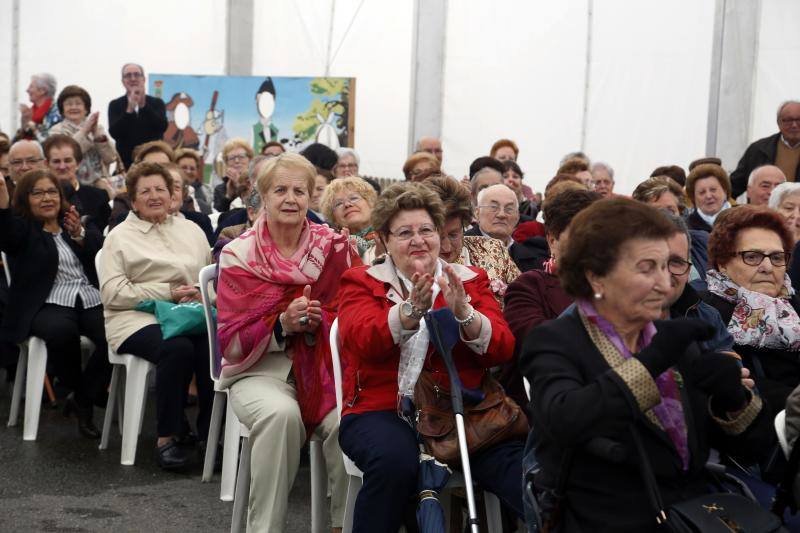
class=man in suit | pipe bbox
[108,63,167,169]
[466,183,545,272]
[43,135,110,232]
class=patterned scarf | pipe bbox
[577,300,690,470]
[217,215,359,432]
[706,269,800,351]
[352,226,378,257]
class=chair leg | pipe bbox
[203,391,225,482]
[230,436,251,533]
[117,371,125,436]
[341,475,362,533]
[7,348,27,428]
[120,360,150,466]
[99,365,121,450]
[23,337,48,441]
[483,491,503,533]
[310,439,327,533]
[220,400,241,501]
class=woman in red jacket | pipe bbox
[337,182,523,532]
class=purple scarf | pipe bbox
[578,300,690,470]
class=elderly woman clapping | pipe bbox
[216,152,359,532]
[521,198,770,532]
[337,182,523,532]
[701,205,800,420]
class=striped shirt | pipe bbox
[45,232,102,308]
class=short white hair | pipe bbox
[768,182,800,209]
[9,139,44,158]
[777,100,800,121]
[476,183,518,208]
[591,161,614,180]
[336,147,360,165]
[31,73,57,98]
[121,63,145,77]
[748,164,786,186]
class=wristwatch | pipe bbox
[400,299,426,320]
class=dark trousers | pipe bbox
[28,302,110,407]
[118,324,213,440]
[339,410,525,532]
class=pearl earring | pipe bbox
[593,292,603,300]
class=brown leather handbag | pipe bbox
[413,369,529,465]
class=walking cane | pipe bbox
[425,308,481,533]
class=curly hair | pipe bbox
[319,176,378,225]
[422,176,473,227]
[126,162,174,203]
[255,152,316,199]
[708,205,793,269]
[371,182,445,237]
[632,176,688,214]
[557,157,590,176]
[559,198,675,299]
[403,152,441,180]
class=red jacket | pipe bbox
[337,260,515,417]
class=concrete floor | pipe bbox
[0,377,315,533]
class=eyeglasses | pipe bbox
[388,224,437,241]
[226,154,250,163]
[29,188,60,199]
[735,250,790,267]
[332,194,363,211]
[667,257,692,276]
[478,203,517,216]
[337,163,358,170]
[122,72,144,80]
[10,157,43,168]
[780,118,800,126]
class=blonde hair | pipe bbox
[319,176,378,225]
[255,152,316,198]
[222,138,255,162]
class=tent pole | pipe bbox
[10,0,20,132]
[580,0,593,152]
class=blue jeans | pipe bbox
[339,410,524,532]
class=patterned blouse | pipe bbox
[456,236,521,306]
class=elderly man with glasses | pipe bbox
[107,63,167,169]
[7,140,47,194]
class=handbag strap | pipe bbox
[630,425,669,527]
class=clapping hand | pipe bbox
[64,206,83,238]
[409,260,434,312]
[437,263,470,319]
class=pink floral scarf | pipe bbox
[217,216,359,432]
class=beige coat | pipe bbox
[99,211,212,351]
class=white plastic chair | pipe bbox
[775,410,790,458]
[329,319,503,533]
[200,265,327,532]
[3,252,95,441]
[95,249,156,465]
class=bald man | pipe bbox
[745,165,786,206]
[415,136,443,162]
[8,140,46,185]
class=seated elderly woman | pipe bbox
[0,169,109,438]
[213,138,253,213]
[319,176,379,260]
[337,182,523,532]
[100,162,213,470]
[422,176,520,304]
[685,163,733,232]
[700,205,800,420]
[334,147,359,178]
[402,151,441,182]
[521,198,770,532]
[50,85,118,188]
[771,183,800,292]
[216,153,358,532]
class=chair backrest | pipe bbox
[1,252,11,286]
[329,318,343,420]
[775,409,790,458]
[94,249,103,278]
[198,264,220,380]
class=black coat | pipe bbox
[0,208,103,343]
[64,183,111,233]
[701,291,800,420]
[730,132,800,197]
[107,94,168,169]
[520,308,772,532]
[685,210,712,233]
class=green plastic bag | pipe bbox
[135,300,215,340]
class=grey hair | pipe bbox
[470,167,503,195]
[414,136,439,152]
[31,73,57,98]
[336,147,360,166]
[10,139,44,158]
[591,161,614,180]
[121,63,145,78]
[768,182,800,209]
[748,164,785,186]
[249,154,269,177]
[476,183,519,209]
[246,188,262,210]
[661,211,692,252]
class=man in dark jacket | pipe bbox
[730,100,800,197]
[43,135,110,232]
[108,63,167,169]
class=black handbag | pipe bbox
[630,427,786,533]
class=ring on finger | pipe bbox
[298,315,309,326]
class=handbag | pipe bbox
[630,426,786,533]
[413,369,528,465]
[135,300,213,339]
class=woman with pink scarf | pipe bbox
[217,152,360,533]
